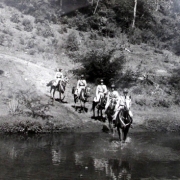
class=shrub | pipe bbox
[8,97,20,115]
[10,14,20,23]
[10,91,50,119]
[26,39,35,49]
[36,23,54,38]
[73,49,125,86]
[65,32,79,52]
[0,34,4,45]
[22,18,33,32]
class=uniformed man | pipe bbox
[93,79,108,102]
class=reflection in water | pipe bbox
[94,158,131,180]
[0,132,180,180]
[51,148,62,165]
[8,146,17,159]
[74,151,84,166]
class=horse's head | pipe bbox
[63,76,69,84]
[85,86,91,97]
[100,95,107,107]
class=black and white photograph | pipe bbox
[0,0,180,179]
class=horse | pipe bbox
[72,86,91,112]
[92,95,107,121]
[47,77,69,104]
[107,97,132,142]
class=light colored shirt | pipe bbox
[77,79,87,89]
[119,95,132,109]
[55,72,63,79]
[96,84,107,95]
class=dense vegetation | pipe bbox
[1,0,180,101]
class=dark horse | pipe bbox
[92,95,107,120]
[107,98,132,142]
[72,86,91,112]
[47,77,69,104]
[114,106,132,142]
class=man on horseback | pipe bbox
[121,88,133,123]
[93,79,107,103]
[113,88,133,127]
[74,74,87,97]
[53,68,64,86]
[105,84,120,126]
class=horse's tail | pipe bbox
[46,80,54,87]
[72,86,75,94]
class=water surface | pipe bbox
[0,131,180,180]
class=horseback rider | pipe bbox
[53,68,64,86]
[113,88,133,127]
[74,74,87,97]
[121,88,133,123]
[105,84,120,119]
[93,79,107,103]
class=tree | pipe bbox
[132,0,137,28]
[93,0,100,14]
[73,50,125,86]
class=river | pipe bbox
[0,131,180,180]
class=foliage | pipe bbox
[8,91,51,119]
[64,31,79,52]
[169,68,180,95]
[22,18,33,32]
[73,49,125,86]
[8,97,20,115]
[36,23,54,38]
[10,14,20,23]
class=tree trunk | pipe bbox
[93,0,100,14]
[155,0,159,11]
[132,0,137,28]
[60,0,62,10]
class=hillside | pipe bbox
[0,0,180,133]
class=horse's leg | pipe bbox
[59,91,61,102]
[50,87,52,97]
[123,126,130,142]
[83,101,85,113]
[117,126,121,141]
[74,96,77,111]
[92,101,95,117]
[52,89,56,105]
[97,109,99,118]
[100,109,103,120]
[107,116,113,132]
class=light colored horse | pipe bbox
[107,96,132,142]
[47,77,69,104]
[72,86,91,112]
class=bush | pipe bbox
[65,32,79,52]
[0,34,4,45]
[73,49,125,86]
[10,14,20,23]
[22,18,33,32]
[36,23,54,38]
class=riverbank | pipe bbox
[0,105,180,134]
